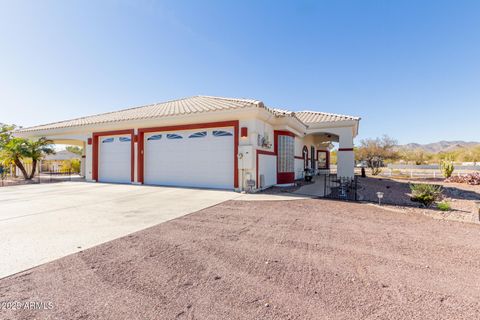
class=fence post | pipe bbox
[354,176,358,201]
[324,174,327,197]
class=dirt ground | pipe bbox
[358,176,480,223]
[2,199,480,320]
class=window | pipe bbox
[147,134,162,141]
[317,151,328,169]
[302,146,309,169]
[189,131,207,138]
[278,135,294,173]
[102,138,114,143]
[167,133,183,139]
[212,130,233,137]
[119,137,131,142]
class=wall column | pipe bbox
[80,141,86,177]
[133,129,139,184]
[85,136,94,181]
[337,131,355,178]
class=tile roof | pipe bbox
[294,111,360,124]
[17,96,359,133]
[43,150,81,161]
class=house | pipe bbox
[40,150,81,172]
[16,96,360,191]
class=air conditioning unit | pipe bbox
[259,174,265,189]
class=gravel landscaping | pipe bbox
[358,176,480,223]
[2,199,480,319]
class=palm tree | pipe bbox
[25,137,54,179]
[1,137,54,180]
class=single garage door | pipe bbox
[98,135,132,183]
[144,128,234,189]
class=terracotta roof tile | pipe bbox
[17,96,359,133]
[294,111,360,124]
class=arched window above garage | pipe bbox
[167,134,183,140]
[189,131,207,138]
[147,134,162,141]
[212,130,233,137]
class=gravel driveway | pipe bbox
[1,199,480,319]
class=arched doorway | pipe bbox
[302,146,308,169]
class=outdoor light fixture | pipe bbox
[241,127,248,138]
[376,192,384,205]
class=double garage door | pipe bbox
[98,128,234,189]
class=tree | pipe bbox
[1,137,30,179]
[25,137,55,178]
[356,135,399,175]
[1,137,54,180]
[0,123,16,147]
[65,145,83,156]
[401,148,433,165]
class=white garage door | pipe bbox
[98,135,131,183]
[144,129,234,189]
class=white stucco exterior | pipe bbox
[15,96,360,191]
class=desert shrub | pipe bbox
[445,172,480,185]
[440,158,454,178]
[410,183,443,207]
[437,201,451,211]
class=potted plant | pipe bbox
[304,168,313,182]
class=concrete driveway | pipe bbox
[0,182,240,278]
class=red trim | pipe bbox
[87,138,92,145]
[338,148,354,151]
[241,127,248,138]
[92,129,135,183]
[274,130,295,184]
[256,150,276,188]
[137,121,239,188]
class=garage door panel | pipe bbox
[99,135,131,184]
[144,129,234,189]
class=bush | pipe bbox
[437,201,451,211]
[440,158,454,178]
[410,183,443,207]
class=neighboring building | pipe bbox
[16,96,360,191]
[40,150,81,172]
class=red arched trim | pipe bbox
[92,129,135,182]
[137,120,239,188]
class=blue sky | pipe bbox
[0,0,479,145]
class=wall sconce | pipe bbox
[241,127,248,138]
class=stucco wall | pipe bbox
[294,158,304,180]
[258,154,277,188]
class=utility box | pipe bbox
[238,145,254,169]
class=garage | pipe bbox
[98,134,132,183]
[143,128,234,189]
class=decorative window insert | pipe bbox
[102,138,114,143]
[212,130,233,137]
[119,137,131,142]
[189,131,207,138]
[147,134,162,141]
[278,135,294,173]
[317,151,328,169]
[167,133,183,140]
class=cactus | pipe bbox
[440,158,454,178]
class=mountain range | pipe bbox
[399,141,480,153]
